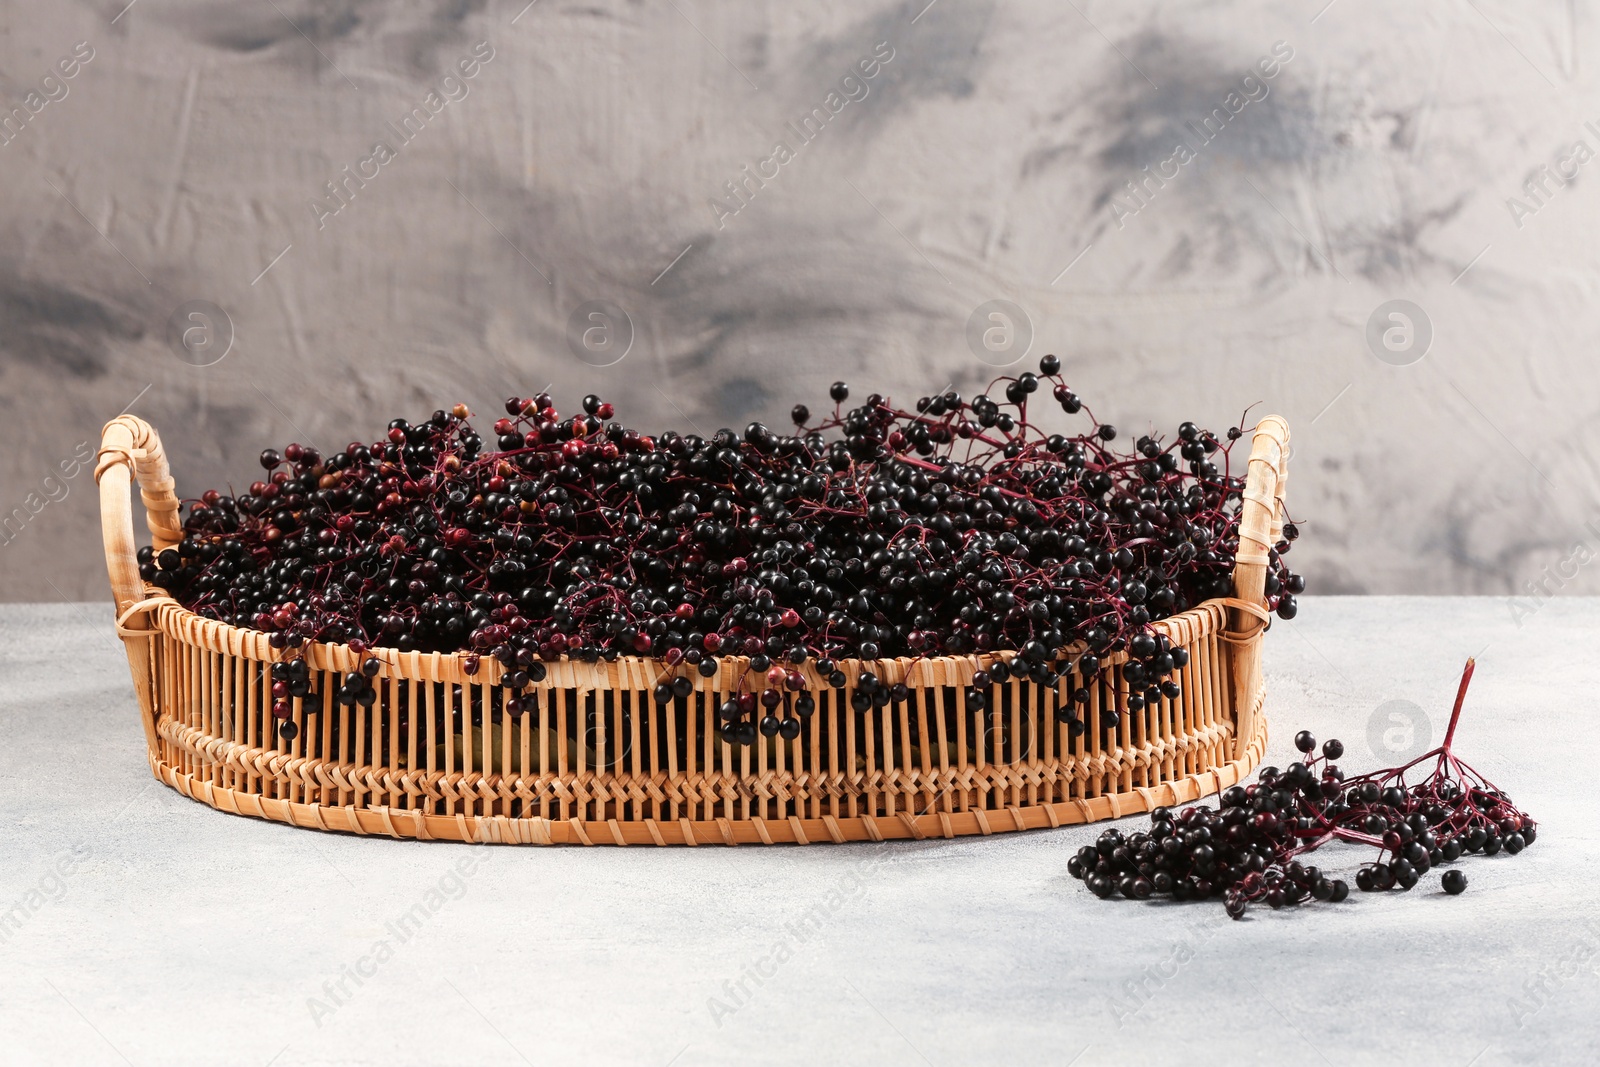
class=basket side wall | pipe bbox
[137,600,1259,842]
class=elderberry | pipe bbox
[159,366,1305,747]
[1067,661,1536,919]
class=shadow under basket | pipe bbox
[97,415,1290,846]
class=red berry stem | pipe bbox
[1442,655,1476,753]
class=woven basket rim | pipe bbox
[130,586,1233,690]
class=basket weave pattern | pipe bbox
[98,415,1289,845]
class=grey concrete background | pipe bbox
[2,597,1597,1066]
[3,1,1600,605]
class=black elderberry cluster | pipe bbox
[266,657,316,740]
[146,360,1303,744]
[1069,727,1536,919]
[1344,778,1532,892]
[1067,795,1351,914]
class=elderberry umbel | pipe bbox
[1067,660,1536,918]
[148,362,1304,745]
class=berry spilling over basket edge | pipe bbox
[97,352,1532,897]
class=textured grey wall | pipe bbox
[2,0,1599,607]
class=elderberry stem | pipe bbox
[1441,657,1476,753]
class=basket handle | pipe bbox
[1228,414,1289,759]
[98,415,184,616]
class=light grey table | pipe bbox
[1,598,1595,1067]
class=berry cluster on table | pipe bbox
[1067,661,1537,917]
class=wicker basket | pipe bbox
[97,414,1289,846]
